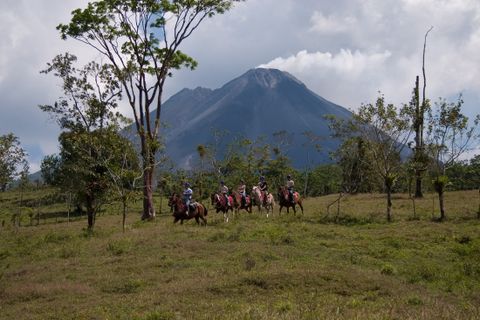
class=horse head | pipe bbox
[277,187,288,199]
[168,192,177,208]
[252,186,261,197]
[210,193,216,205]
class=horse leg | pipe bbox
[195,216,200,225]
[174,217,179,224]
[224,211,229,223]
[200,213,207,226]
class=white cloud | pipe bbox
[258,49,399,108]
[255,0,480,111]
[259,49,391,77]
[309,11,356,34]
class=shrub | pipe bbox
[107,238,132,256]
[380,263,396,275]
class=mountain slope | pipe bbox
[152,68,352,168]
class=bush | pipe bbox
[44,232,72,244]
[407,296,423,306]
[107,238,132,255]
[380,263,396,275]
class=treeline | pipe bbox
[156,135,480,201]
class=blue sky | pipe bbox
[0,0,479,172]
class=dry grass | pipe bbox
[0,190,479,319]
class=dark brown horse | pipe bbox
[211,193,234,222]
[169,193,207,225]
[231,191,252,213]
[277,187,303,215]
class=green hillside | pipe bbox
[1,190,479,319]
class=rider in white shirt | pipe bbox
[183,182,193,215]
[219,181,231,207]
[286,175,295,204]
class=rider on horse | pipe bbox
[183,182,193,215]
[258,176,268,205]
[237,179,247,207]
[219,181,231,208]
[286,175,295,204]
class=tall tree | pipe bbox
[40,53,131,229]
[330,94,412,221]
[0,133,28,192]
[333,137,376,194]
[57,0,242,220]
[58,130,135,228]
[425,96,479,221]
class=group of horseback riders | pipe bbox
[182,175,296,216]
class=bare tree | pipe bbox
[412,26,433,198]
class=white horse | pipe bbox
[252,186,275,217]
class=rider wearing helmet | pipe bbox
[286,175,295,204]
[238,179,247,207]
[258,176,268,205]
[183,182,193,216]
[219,181,231,207]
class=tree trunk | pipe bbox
[438,190,446,221]
[140,133,156,220]
[415,174,423,198]
[159,194,163,215]
[411,196,417,219]
[386,185,392,222]
[477,189,480,219]
[86,195,95,229]
[141,166,156,220]
[413,76,424,199]
[122,201,127,233]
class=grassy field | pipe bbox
[0,189,480,319]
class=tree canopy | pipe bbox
[57,0,243,220]
[0,133,28,192]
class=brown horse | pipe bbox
[169,193,207,225]
[211,193,234,222]
[231,191,253,213]
[252,186,275,217]
[277,187,303,215]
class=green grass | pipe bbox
[0,189,480,319]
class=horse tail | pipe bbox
[204,205,208,216]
